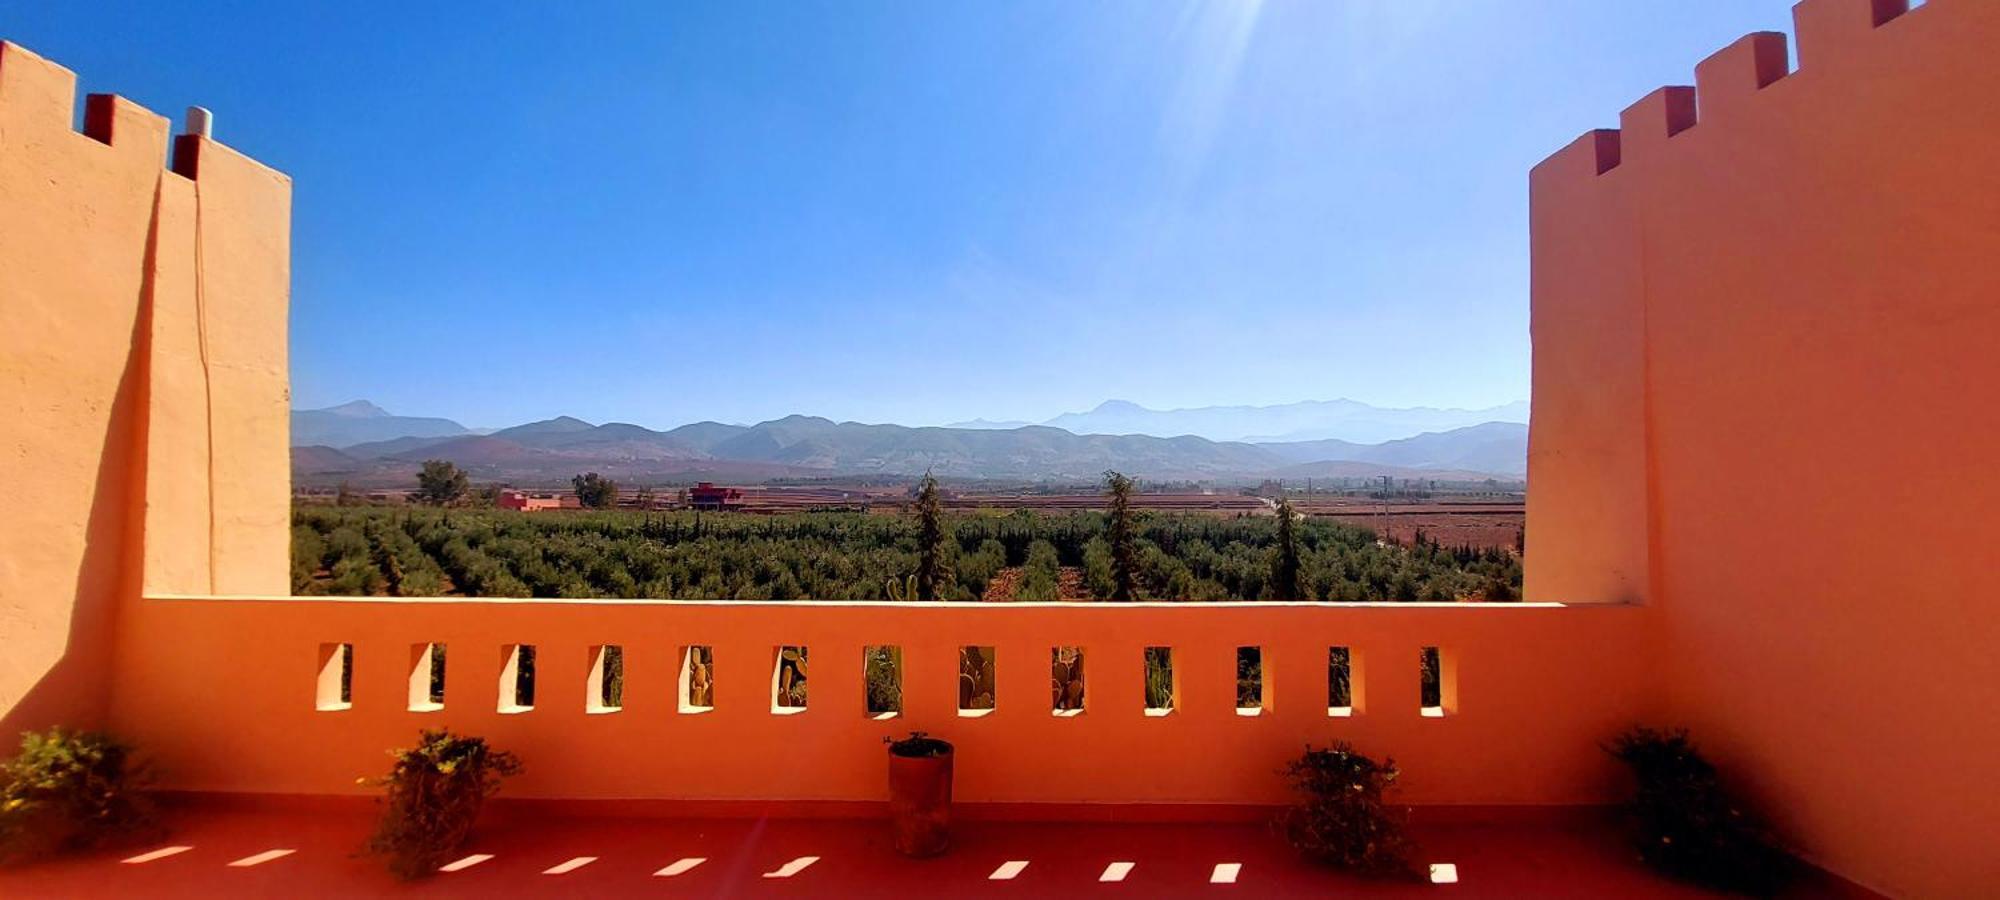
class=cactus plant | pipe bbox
[1050,647,1085,711]
[864,646,903,714]
[776,646,808,707]
[958,646,996,710]
[685,646,714,707]
[886,574,919,602]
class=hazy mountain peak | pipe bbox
[291,400,470,449]
[1045,397,1528,444]
[319,399,391,418]
[496,416,596,436]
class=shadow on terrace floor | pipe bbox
[0,801,1879,899]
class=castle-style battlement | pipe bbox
[1533,0,1949,185]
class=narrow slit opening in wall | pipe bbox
[1143,647,1176,716]
[1420,646,1452,717]
[408,643,445,712]
[1051,646,1085,716]
[589,645,624,713]
[772,646,808,714]
[1329,646,1353,717]
[679,645,714,714]
[863,646,902,719]
[959,646,996,717]
[499,644,535,713]
[316,643,352,711]
[1236,646,1263,716]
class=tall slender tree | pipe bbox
[1272,496,1303,600]
[1103,470,1139,602]
[914,472,951,601]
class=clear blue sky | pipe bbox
[10,1,1805,429]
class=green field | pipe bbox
[291,505,1521,602]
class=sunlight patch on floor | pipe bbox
[227,849,294,867]
[1100,861,1135,882]
[439,853,494,872]
[763,856,819,878]
[543,856,596,874]
[1210,862,1241,883]
[989,860,1030,880]
[654,857,707,877]
[1430,862,1459,884]
[121,846,193,864]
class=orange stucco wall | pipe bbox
[1526,1,2000,896]
[0,41,290,737]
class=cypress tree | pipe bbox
[914,472,951,601]
[1104,470,1139,602]
[1272,497,1303,600]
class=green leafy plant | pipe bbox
[1606,727,1791,896]
[1236,647,1263,709]
[864,646,903,715]
[1143,647,1176,711]
[0,729,157,864]
[885,732,952,758]
[1275,743,1418,879]
[364,729,522,879]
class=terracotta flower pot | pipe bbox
[888,739,954,857]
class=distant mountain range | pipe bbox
[290,400,1528,488]
[291,400,480,447]
[950,397,1528,444]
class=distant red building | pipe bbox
[498,490,579,512]
[688,482,743,511]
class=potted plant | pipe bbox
[1606,727,1792,896]
[364,729,521,879]
[1274,742,1419,880]
[0,729,159,865]
[885,731,953,857]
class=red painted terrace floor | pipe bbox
[0,802,1873,898]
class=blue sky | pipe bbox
[10,1,1805,428]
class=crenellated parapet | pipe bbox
[1523,0,1982,607]
[1525,1,2000,895]
[1533,0,1944,188]
[0,40,291,733]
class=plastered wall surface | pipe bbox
[1526,1,2000,896]
[0,40,289,736]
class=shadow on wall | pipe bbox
[0,195,157,738]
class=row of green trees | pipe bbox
[293,471,1519,602]
[414,459,621,509]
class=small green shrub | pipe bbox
[364,729,521,879]
[0,729,157,864]
[1275,743,1418,879]
[885,732,952,758]
[1606,727,1791,896]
